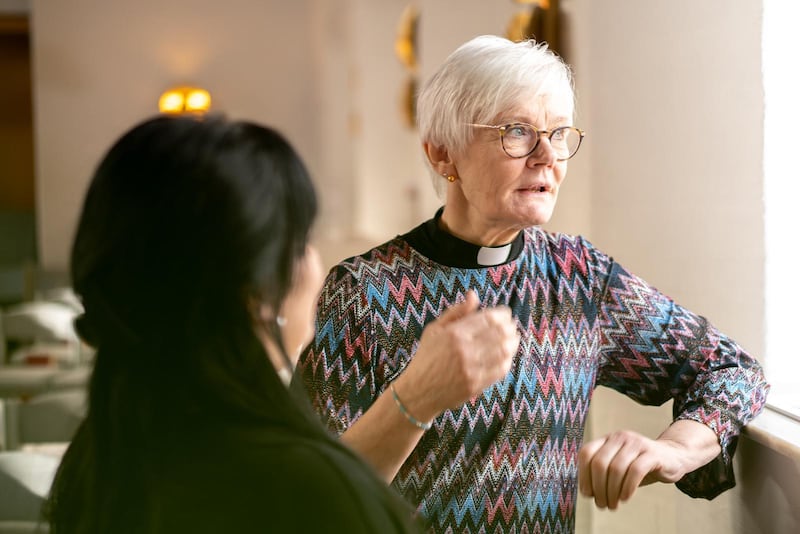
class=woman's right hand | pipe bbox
[391,291,520,424]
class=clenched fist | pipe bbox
[391,290,521,424]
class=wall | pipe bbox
[576,0,764,355]
[30,0,318,270]
[0,11,36,267]
[569,1,767,533]
[735,420,800,534]
[0,27,34,212]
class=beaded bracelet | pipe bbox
[389,382,432,431]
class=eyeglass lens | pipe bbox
[501,125,582,159]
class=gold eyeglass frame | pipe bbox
[470,123,586,161]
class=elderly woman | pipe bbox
[297,35,768,533]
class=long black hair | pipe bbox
[46,115,413,532]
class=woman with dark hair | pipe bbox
[46,115,420,533]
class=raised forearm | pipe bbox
[340,379,430,482]
[327,292,519,482]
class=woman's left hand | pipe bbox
[577,420,721,509]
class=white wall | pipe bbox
[569,1,765,533]
[576,1,764,353]
[30,0,320,269]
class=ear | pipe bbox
[423,142,455,177]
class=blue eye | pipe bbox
[505,124,532,139]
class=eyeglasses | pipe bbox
[470,123,585,160]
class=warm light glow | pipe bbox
[158,87,211,114]
[158,90,185,113]
[185,89,211,112]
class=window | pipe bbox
[762,1,800,419]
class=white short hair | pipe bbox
[417,35,575,196]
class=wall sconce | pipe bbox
[158,87,212,114]
[395,4,419,129]
[506,0,565,61]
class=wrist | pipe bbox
[390,382,431,430]
[390,377,437,430]
[657,419,721,472]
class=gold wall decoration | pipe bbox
[506,0,565,62]
[395,4,419,73]
[395,4,419,129]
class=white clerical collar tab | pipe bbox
[477,243,512,266]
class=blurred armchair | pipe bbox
[0,450,59,533]
[1,299,83,368]
[2,388,86,451]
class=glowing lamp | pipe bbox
[158,87,212,114]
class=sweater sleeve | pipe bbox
[295,263,377,435]
[587,240,769,499]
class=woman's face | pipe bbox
[443,92,574,246]
[258,245,325,375]
[277,245,325,363]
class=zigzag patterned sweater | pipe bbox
[298,218,768,534]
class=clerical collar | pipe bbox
[402,207,525,268]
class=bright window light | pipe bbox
[763,0,800,417]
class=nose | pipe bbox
[526,133,558,167]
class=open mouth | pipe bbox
[523,185,548,193]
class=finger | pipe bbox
[588,439,626,509]
[486,331,519,381]
[577,438,605,497]
[466,307,518,348]
[498,318,520,363]
[480,302,514,320]
[502,331,521,361]
[437,290,481,325]
[605,444,641,509]
[470,309,519,358]
[590,457,609,508]
[620,452,657,502]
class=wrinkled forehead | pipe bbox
[540,89,575,117]
[494,89,575,125]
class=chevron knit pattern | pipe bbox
[298,227,769,534]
